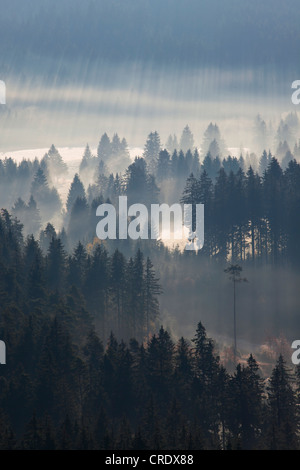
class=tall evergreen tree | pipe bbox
[143,131,161,174]
[144,257,161,338]
[97,133,111,163]
[46,237,66,292]
[267,355,297,449]
[66,174,86,214]
[180,125,194,153]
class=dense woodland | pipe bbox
[1,119,300,266]
[0,120,300,449]
[0,211,299,450]
[1,0,300,452]
[0,219,299,450]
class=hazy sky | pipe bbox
[0,0,299,151]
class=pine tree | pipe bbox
[36,318,77,422]
[110,249,126,338]
[125,157,149,206]
[166,134,178,154]
[180,125,194,153]
[284,159,300,264]
[129,249,145,340]
[177,150,188,180]
[67,196,89,247]
[258,150,270,176]
[147,327,174,403]
[228,356,264,449]
[267,355,298,449]
[27,195,42,236]
[41,145,68,183]
[181,173,200,232]
[83,330,104,401]
[31,167,48,195]
[143,131,161,174]
[66,174,86,214]
[202,123,225,157]
[254,115,268,152]
[96,160,109,195]
[263,157,285,264]
[46,237,66,292]
[97,133,111,163]
[67,241,87,288]
[170,150,178,177]
[84,244,109,338]
[245,167,261,260]
[173,337,194,413]
[208,139,220,159]
[213,168,229,259]
[156,149,170,182]
[191,149,200,176]
[31,167,62,223]
[109,133,131,173]
[79,144,97,184]
[24,235,46,299]
[144,257,161,338]
[79,144,93,173]
[39,222,56,253]
[192,322,221,446]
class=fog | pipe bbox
[157,259,300,359]
[1,0,299,151]
[0,62,297,153]
[0,0,300,370]
[1,0,300,448]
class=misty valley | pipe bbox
[0,118,299,449]
[2,0,300,451]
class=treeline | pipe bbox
[0,156,40,209]
[8,151,300,268]
[3,123,300,268]
[0,167,300,449]
[181,156,300,266]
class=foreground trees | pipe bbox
[0,313,299,449]
[0,209,299,449]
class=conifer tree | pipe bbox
[144,257,161,337]
[97,133,111,163]
[267,355,297,449]
[180,125,194,153]
[46,237,66,292]
[66,174,86,214]
[143,131,161,174]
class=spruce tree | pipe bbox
[267,355,298,449]
[66,174,86,214]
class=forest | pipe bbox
[0,202,299,450]
[1,119,300,266]
[1,0,300,452]
[0,116,300,449]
